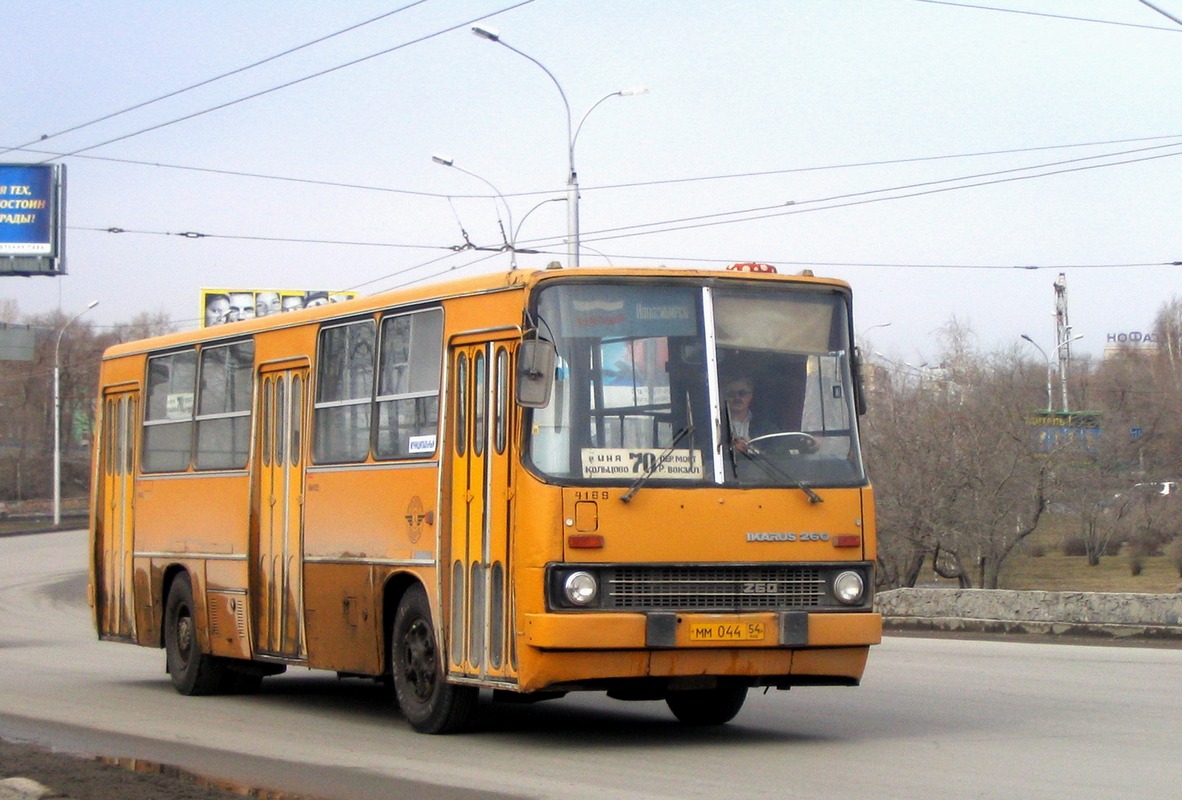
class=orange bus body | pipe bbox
[90,266,881,733]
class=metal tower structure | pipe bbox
[1054,273,1072,412]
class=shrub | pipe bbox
[1024,542,1047,558]
[1062,537,1088,557]
[1166,538,1182,579]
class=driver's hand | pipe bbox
[733,437,749,453]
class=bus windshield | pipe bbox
[526,280,866,488]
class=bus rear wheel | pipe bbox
[390,585,477,734]
[164,573,226,696]
[665,684,748,726]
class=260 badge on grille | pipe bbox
[688,621,766,642]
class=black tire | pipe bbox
[666,684,748,726]
[390,585,477,734]
[164,573,226,696]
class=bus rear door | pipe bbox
[95,388,139,640]
[252,362,309,659]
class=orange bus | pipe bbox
[90,264,881,733]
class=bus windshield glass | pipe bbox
[526,280,865,488]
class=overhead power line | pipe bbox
[571,144,1182,247]
[1,2,431,157]
[71,140,1182,261]
[580,134,1182,194]
[910,0,1182,32]
[35,0,535,163]
[1137,0,1182,28]
[555,142,1182,247]
[573,251,1182,271]
[72,225,450,252]
[14,132,1182,201]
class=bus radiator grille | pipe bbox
[604,566,826,611]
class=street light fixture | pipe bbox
[1021,333,1083,413]
[54,300,98,526]
[514,196,565,246]
[472,25,647,267]
[859,322,891,343]
[432,154,517,268]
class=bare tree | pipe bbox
[865,321,1055,588]
[0,308,108,504]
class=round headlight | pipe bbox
[833,571,865,605]
[563,571,599,606]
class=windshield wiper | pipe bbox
[736,447,824,504]
[622,395,696,504]
[620,423,696,503]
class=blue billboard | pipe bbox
[0,163,65,275]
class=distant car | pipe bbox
[1133,481,1176,496]
[0,501,9,519]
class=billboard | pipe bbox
[201,288,359,327]
[0,163,65,276]
[1028,411,1102,455]
[0,324,36,361]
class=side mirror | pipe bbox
[516,340,556,408]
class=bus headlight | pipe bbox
[833,571,865,606]
[563,571,599,606]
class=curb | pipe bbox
[876,587,1182,643]
[883,615,1182,642]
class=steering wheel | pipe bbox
[746,431,819,455]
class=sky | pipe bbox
[3,0,1181,363]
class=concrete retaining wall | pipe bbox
[875,588,1182,641]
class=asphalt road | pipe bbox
[2,529,1180,800]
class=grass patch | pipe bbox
[999,550,1180,593]
[999,513,1181,593]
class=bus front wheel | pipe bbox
[164,572,226,696]
[665,684,748,726]
[390,585,477,734]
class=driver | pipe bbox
[724,376,763,453]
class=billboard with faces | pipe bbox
[200,288,359,327]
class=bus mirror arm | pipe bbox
[852,347,868,416]
[517,339,557,408]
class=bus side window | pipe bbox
[313,320,375,464]
[375,309,443,459]
[142,349,197,473]
[195,340,254,470]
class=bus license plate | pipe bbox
[688,621,765,642]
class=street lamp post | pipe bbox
[432,154,517,268]
[1020,335,1053,413]
[471,25,646,267]
[859,322,891,345]
[1057,331,1082,413]
[54,300,98,526]
[1021,333,1083,414]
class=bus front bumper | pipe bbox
[522,610,882,650]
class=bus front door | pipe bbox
[252,364,309,659]
[96,389,139,641]
[447,338,515,683]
